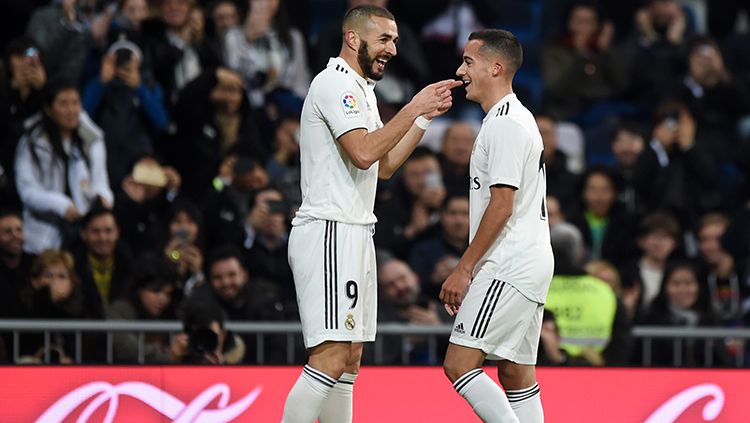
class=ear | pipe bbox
[344,29,360,52]
[491,61,504,77]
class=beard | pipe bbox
[357,40,384,81]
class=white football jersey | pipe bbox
[293,57,383,226]
[469,93,554,303]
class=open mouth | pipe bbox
[375,57,389,71]
[463,79,471,87]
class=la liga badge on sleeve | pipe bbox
[341,92,361,118]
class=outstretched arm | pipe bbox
[338,79,459,170]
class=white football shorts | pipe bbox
[289,219,377,348]
[449,271,544,364]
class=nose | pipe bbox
[385,41,397,57]
[456,63,465,78]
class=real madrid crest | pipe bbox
[345,313,356,330]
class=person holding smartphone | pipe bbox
[163,198,205,299]
[0,37,47,210]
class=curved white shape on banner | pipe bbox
[35,381,263,423]
[645,383,724,423]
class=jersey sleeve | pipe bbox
[314,76,368,139]
[485,119,530,190]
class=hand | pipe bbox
[621,285,640,320]
[62,0,77,22]
[248,201,270,231]
[64,205,81,222]
[431,255,459,285]
[101,53,116,83]
[653,120,678,148]
[24,60,46,89]
[666,6,686,45]
[597,21,615,51]
[676,112,696,151]
[439,266,472,316]
[405,301,442,325]
[404,204,431,239]
[410,80,463,118]
[218,155,237,182]
[162,166,182,191]
[635,8,656,42]
[181,245,204,274]
[117,65,141,88]
[170,333,189,361]
[540,320,564,364]
[188,8,205,43]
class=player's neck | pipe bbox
[481,85,513,114]
[339,48,367,80]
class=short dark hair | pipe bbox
[343,5,395,32]
[131,254,179,292]
[405,146,437,163]
[0,208,21,221]
[639,211,681,240]
[183,300,226,333]
[468,29,523,74]
[80,199,116,229]
[207,245,246,274]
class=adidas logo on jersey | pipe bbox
[454,323,465,334]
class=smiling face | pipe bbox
[665,267,699,310]
[353,16,398,80]
[456,39,491,104]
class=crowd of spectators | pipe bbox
[1,0,749,367]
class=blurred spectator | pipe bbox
[569,167,636,265]
[541,1,626,120]
[438,121,474,198]
[375,257,450,364]
[546,195,566,228]
[610,122,647,215]
[537,310,566,366]
[114,156,181,253]
[669,36,750,167]
[623,0,695,107]
[537,114,579,211]
[638,260,730,367]
[187,246,296,362]
[19,249,96,363]
[546,222,632,366]
[0,37,47,210]
[203,155,269,249]
[0,210,34,320]
[242,187,294,299]
[585,259,623,298]
[188,245,295,321]
[83,40,169,186]
[204,0,240,63]
[266,114,301,209]
[632,101,720,229]
[408,196,469,299]
[169,68,264,202]
[141,0,222,105]
[106,254,180,363]
[162,198,206,298]
[110,0,151,35]
[176,300,246,364]
[15,81,113,254]
[25,0,90,83]
[224,0,310,108]
[73,205,133,318]
[696,212,748,325]
[313,0,430,117]
[621,211,682,321]
[375,147,444,258]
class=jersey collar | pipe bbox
[484,92,517,123]
[327,57,377,90]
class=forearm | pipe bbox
[354,103,420,167]
[456,197,512,274]
[378,123,424,178]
